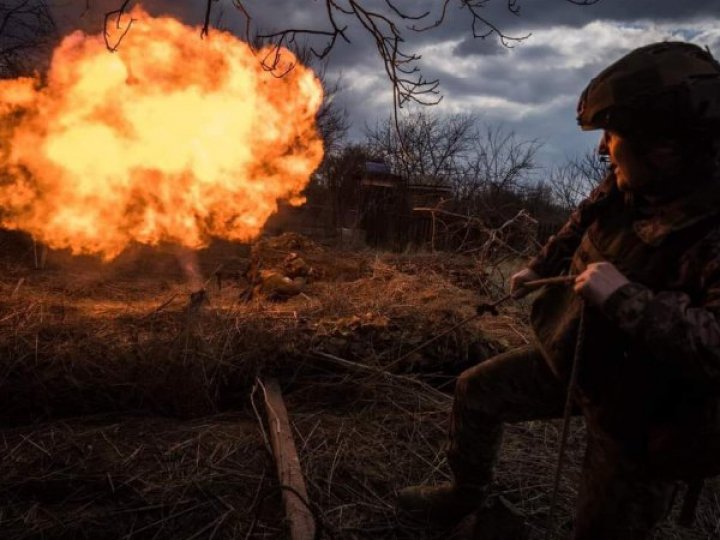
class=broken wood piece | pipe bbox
[262,378,316,540]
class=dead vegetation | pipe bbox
[0,231,718,539]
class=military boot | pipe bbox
[396,482,486,526]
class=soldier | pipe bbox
[397,42,720,539]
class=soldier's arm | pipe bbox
[528,173,616,277]
[602,262,720,386]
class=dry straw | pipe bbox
[0,236,716,538]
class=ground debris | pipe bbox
[0,236,716,539]
[0,414,271,539]
[0,243,513,422]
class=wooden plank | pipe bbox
[262,378,316,540]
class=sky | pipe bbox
[46,0,720,168]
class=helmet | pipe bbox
[577,42,720,136]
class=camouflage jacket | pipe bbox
[528,172,720,479]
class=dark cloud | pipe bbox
[519,43,562,61]
[419,40,601,109]
[452,35,509,57]
[36,0,720,168]
[504,0,720,29]
[419,0,720,40]
[45,1,720,47]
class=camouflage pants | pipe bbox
[448,345,674,540]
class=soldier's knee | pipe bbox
[456,363,482,393]
[455,362,494,409]
[459,360,494,386]
[454,369,470,406]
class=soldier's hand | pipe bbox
[574,262,630,307]
[510,267,541,299]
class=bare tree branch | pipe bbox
[201,0,216,39]
[547,150,608,212]
[412,0,531,48]
[0,0,56,77]
[103,0,134,52]
[363,112,543,229]
[223,0,601,108]
[96,0,602,108]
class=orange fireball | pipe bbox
[0,7,324,260]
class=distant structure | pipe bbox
[263,160,453,249]
[359,161,452,248]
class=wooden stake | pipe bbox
[262,378,316,540]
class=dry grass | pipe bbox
[0,414,271,539]
[0,235,509,424]
[0,232,718,539]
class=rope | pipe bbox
[542,303,706,537]
[545,300,586,540]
